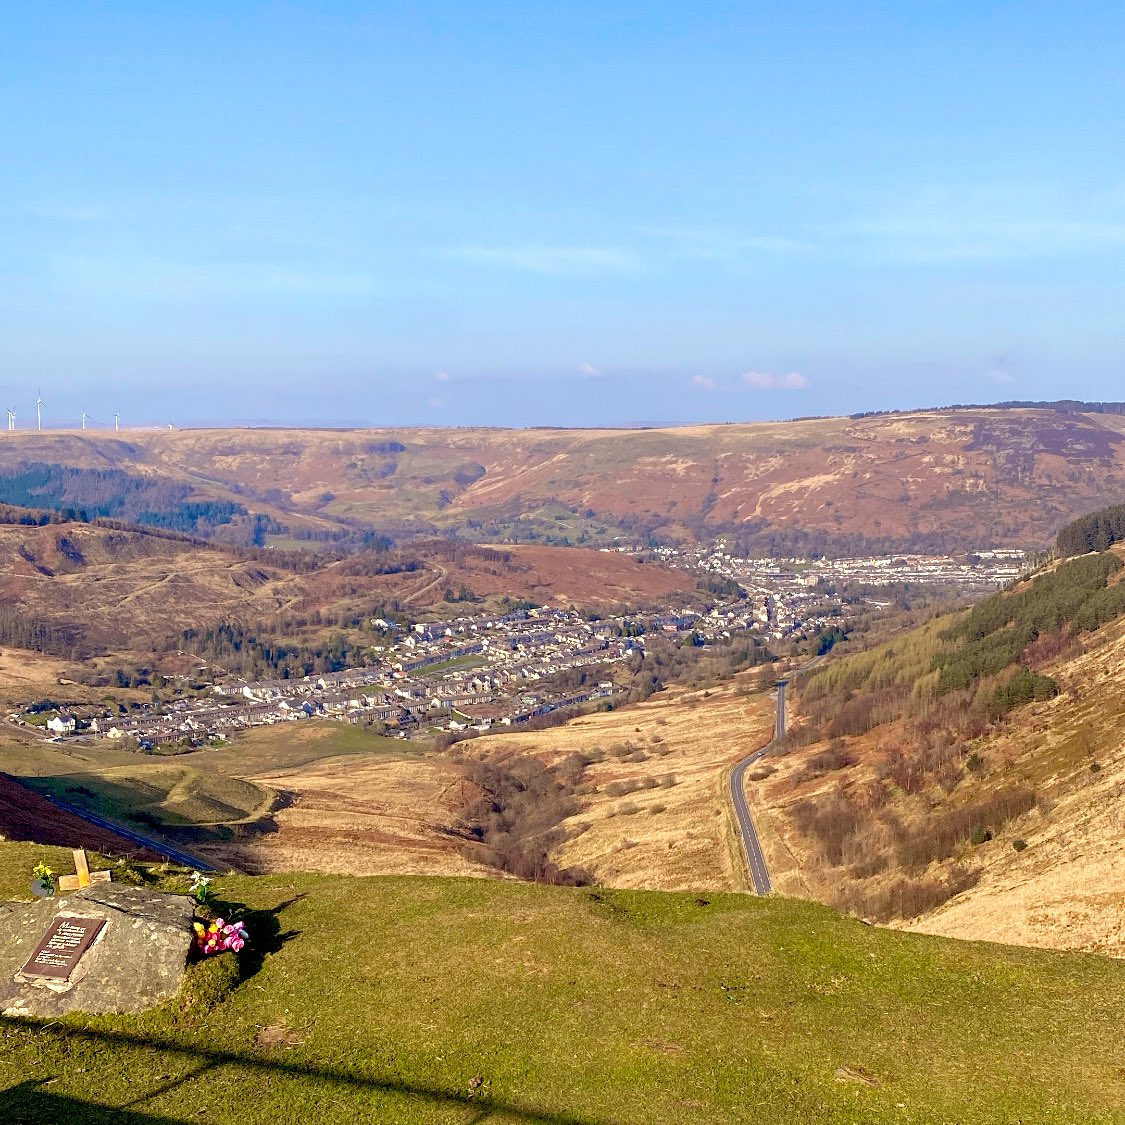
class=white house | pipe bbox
[47,714,76,735]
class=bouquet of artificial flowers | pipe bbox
[193,917,248,955]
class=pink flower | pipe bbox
[194,915,250,956]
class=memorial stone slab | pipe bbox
[0,883,195,1017]
[19,915,106,980]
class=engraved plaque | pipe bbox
[19,916,106,981]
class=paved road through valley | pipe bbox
[729,681,786,894]
[729,657,824,894]
[40,790,218,871]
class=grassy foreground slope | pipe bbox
[1,844,1124,1123]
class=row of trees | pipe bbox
[173,622,380,680]
[936,551,1125,692]
[455,750,590,885]
[1057,502,1125,557]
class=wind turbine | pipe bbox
[35,391,42,432]
[114,412,120,432]
[6,409,14,431]
[81,411,87,431]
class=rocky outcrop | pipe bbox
[0,883,193,1017]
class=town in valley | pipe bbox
[19,544,1025,750]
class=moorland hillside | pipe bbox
[746,506,1125,953]
[2,403,1124,551]
[0,516,691,667]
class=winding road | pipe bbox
[729,681,786,894]
[402,563,449,606]
[729,657,824,895]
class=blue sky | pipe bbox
[3,2,1124,427]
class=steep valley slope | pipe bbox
[0,522,691,662]
[3,405,1125,551]
[745,545,1125,956]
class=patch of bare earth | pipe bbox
[467,674,776,892]
[410,543,694,610]
[226,753,497,879]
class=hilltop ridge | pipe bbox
[0,405,1122,552]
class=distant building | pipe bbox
[46,714,76,735]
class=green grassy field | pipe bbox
[415,654,488,678]
[263,535,321,552]
[202,720,418,774]
[0,723,415,843]
[0,840,1123,1123]
[26,763,275,830]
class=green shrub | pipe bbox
[1012,838,1028,852]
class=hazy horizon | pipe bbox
[6,394,1124,435]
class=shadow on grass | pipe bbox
[0,1017,602,1125]
[219,893,305,982]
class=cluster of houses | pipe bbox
[663,544,1025,638]
[31,606,686,749]
[24,541,1008,751]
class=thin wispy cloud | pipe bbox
[691,374,717,391]
[834,185,1125,264]
[28,202,106,223]
[985,353,1018,385]
[51,256,382,298]
[578,362,601,378]
[435,371,451,382]
[742,370,808,390]
[444,243,637,276]
[639,225,814,263]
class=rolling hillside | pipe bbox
[744,532,1125,954]
[0,521,691,663]
[0,404,1123,551]
[0,774,160,859]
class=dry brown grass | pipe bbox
[465,673,776,892]
[749,610,1125,956]
[414,543,693,609]
[174,677,778,891]
[0,524,307,651]
[905,616,1125,956]
[0,649,75,703]
[228,752,498,879]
